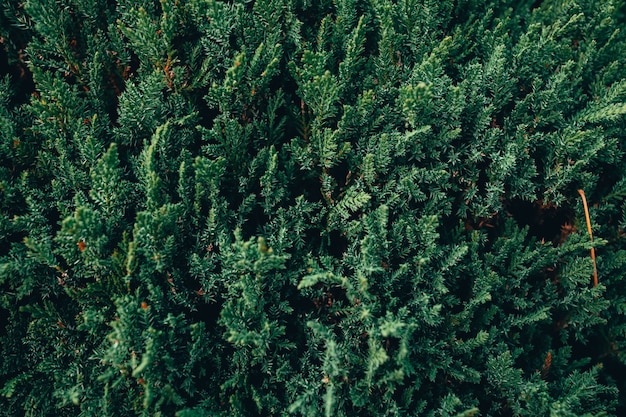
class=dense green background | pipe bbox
[2,0,626,415]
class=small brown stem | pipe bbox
[577,189,598,287]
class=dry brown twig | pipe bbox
[577,189,598,287]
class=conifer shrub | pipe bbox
[2,0,626,415]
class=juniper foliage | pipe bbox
[1,0,626,415]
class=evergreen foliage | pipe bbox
[1,0,626,415]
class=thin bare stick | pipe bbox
[577,189,598,287]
